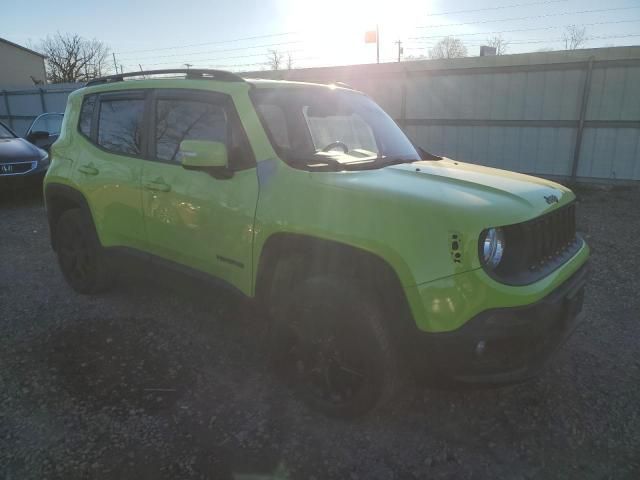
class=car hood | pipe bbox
[314,158,573,228]
[0,137,43,163]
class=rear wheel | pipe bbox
[271,276,401,418]
[55,209,114,294]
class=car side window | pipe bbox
[31,114,63,135]
[78,95,96,138]
[255,104,290,150]
[155,99,227,163]
[97,98,145,155]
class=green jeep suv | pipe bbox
[44,69,589,417]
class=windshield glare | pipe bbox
[251,87,420,166]
[0,123,15,139]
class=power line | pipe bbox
[507,33,640,45]
[424,0,568,17]
[116,31,298,55]
[152,6,636,62]
[408,18,640,41]
[415,6,640,29]
[404,33,640,50]
[124,48,307,68]
[113,0,572,57]
[125,14,639,65]
[118,40,304,61]
[112,4,640,72]
[200,55,322,71]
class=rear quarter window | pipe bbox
[78,95,96,138]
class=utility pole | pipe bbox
[395,40,403,62]
[184,63,193,70]
[376,24,380,64]
[112,53,118,74]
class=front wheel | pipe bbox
[271,276,401,418]
[55,209,114,294]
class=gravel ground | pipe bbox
[1,184,639,479]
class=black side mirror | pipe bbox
[26,130,50,142]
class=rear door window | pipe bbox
[97,97,145,156]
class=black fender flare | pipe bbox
[255,232,416,348]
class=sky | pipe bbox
[2,0,640,72]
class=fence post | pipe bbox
[39,87,47,113]
[2,90,13,130]
[571,57,595,180]
[400,82,407,130]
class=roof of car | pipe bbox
[79,69,356,95]
[244,78,352,90]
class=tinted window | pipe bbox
[78,95,96,137]
[155,99,227,162]
[31,113,63,135]
[98,98,145,155]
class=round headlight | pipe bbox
[481,227,505,269]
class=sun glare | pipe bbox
[282,0,429,66]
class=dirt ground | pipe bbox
[1,184,639,479]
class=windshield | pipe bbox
[251,87,420,169]
[0,122,16,139]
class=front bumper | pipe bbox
[410,262,588,384]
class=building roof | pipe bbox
[0,37,46,58]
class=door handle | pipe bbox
[78,164,99,175]
[144,180,171,192]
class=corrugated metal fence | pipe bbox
[247,46,640,182]
[2,47,639,182]
[0,83,79,136]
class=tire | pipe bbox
[271,276,401,418]
[55,208,114,294]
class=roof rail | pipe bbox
[85,69,245,87]
[333,81,354,90]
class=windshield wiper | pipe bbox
[290,154,424,171]
[368,156,419,167]
[291,155,346,171]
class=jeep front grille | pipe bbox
[522,203,577,271]
[486,202,582,285]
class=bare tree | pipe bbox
[563,25,588,50]
[37,32,111,83]
[266,49,284,70]
[428,37,468,59]
[486,35,510,55]
[286,52,294,70]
